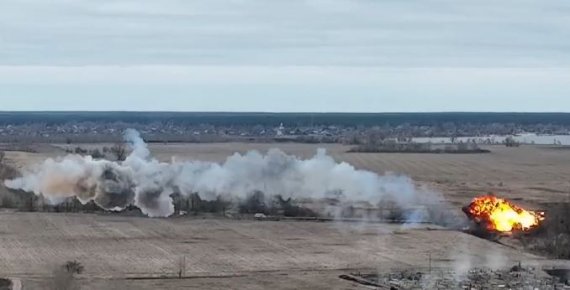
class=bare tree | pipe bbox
[64,260,85,275]
[505,136,520,147]
[367,129,386,146]
[0,151,18,181]
[90,148,105,159]
[111,142,127,161]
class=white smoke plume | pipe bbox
[4,129,443,218]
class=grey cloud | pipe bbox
[1,0,569,67]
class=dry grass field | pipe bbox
[0,211,559,289]
[1,142,569,288]
[39,142,570,206]
[11,142,568,207]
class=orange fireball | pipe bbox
[464,195,544,232]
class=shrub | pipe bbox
[64,261,85,275]
[90,149,105,159]
[74,147,88,155]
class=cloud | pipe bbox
[0,65,568,112]
[1,0,569,67]
[0,65,568,86]
[0,0,569,111]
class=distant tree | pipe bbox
[90,149,105,159]
[348,135,361,145]
[111,142,127,161]
[367,129,387,145]
[505,136,520,147]
[64,261,84,275]
[240,191,267,214]
[274,195,317,217]
[0,195,14,209]
[0,151,4,165]
[73,147,88,155]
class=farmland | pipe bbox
[1,142,569,288]
[19,142,569,206]
[0,212,560,289]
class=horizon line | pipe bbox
[1,111,570,114]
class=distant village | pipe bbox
[0,121,568,144]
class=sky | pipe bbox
[0,0,569,112]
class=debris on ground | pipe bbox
[341,265,569,290]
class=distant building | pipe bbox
[276,123,285,136]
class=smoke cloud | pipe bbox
[4,129,443,218]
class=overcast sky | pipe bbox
[1,0,569,112]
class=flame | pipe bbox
[464,195,544,232]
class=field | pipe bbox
[0,212,560,289]
[15,142,568,206]
[158,143,570,207]
[1,142,569,288]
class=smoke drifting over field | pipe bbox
[4,129,442,218]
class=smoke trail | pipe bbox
[4,129,443,218]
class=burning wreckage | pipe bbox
[340,197,556,290]
[462,194,545,239]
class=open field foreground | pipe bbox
[0,212,562,289]
[1,142,570,288]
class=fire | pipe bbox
[464,195,544,233]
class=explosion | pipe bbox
[463,195,544,233]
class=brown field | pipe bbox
[0,212,559,289]
[12,142,568,206]
[1,143,569,289]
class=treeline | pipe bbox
[0,187,452,225]
[348,141,490,154]
[0,188,318,218]
[0,149,319,217]
[2,112,570,126]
